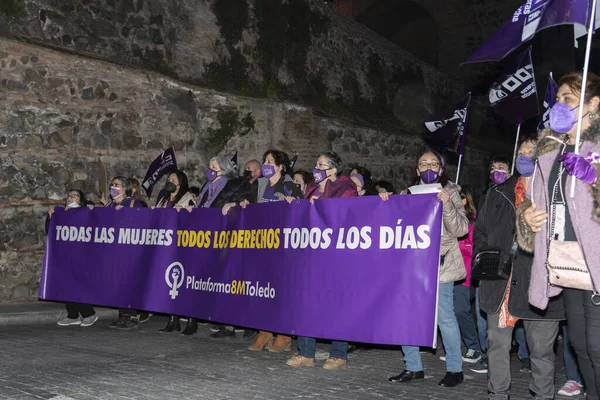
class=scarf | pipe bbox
[197,177,228,208]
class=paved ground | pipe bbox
[0,313,584,400]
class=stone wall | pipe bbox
[0,39,488,302]
[1,0,464,126]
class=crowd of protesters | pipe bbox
[47,70,600,399]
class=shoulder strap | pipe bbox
[130,198,135,208]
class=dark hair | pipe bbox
[460,184,477,221]
[518,133,538,147]
[293,170,314,187]
[345,164,377,195]
[167,170,190,205]
[111,176,132,197]
[189,186,200,197]
[558,71,600,102]
[129,178,144,202]
[68,189,87,207]
[375,180,395,194]
[317,151,344,176]
[410,148,449,187]
[262,149,291,175]
[489,155,512,171]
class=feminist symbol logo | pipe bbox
[165,262,185,299]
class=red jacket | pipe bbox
[305,176,358,199]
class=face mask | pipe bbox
[243,170,252,180]
[313,168,329,184]
[165,182,177,193]
[261,164,276,178]
[67,202,80,208]
[420,169,439,184]
[516,155,535,177]
[110,186,121,199]
[489,169,509,185]
[206,168,218,182]
[549,102,585,134]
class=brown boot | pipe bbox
[248,331,273,351]
[269,335,292,352]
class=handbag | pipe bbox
[546,240,592,291]
[471,240,517,281]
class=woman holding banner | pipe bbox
[519,71,600,399]
[49,189,99,328]
[382,149,468,387]
[286,151,358,370]
[179,156,252,336]
[156,170,196,333]
[223,150,303,352]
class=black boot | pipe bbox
[181,318,198,336]
[159,315,180,333]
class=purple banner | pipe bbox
[465,0,591,63]
[40,195,443,346]
[538,73,559,131]
[424,93,471,155]
[488,47,539,125]
[141,147,178,197]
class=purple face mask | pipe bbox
[549,102,582,134]
[262,164,276,178]
[420,169,439,184]
[110,186,121,199]
[516,155,535,177]
[313,169,328,184]
[206,168,218,182]
[489,169,509,185]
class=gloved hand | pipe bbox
[559,152,598,185]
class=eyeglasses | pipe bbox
[418,161,440,169]
[315,163,331,169]
[67,193,80,198]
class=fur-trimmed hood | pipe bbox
[535,119,600,157]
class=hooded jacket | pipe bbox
[516,122,600,310]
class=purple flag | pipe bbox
[141,147,178,197]
[464,0,592,63]
[488,47,539,125]
[424,93,471,155]
[230,151,238,171]
[40,195,443,346]
[538,73,559,131]
[289,153,298,170]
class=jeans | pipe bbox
[475,287,488,358]
[563,288,600,400]
[487,313,559,399]
[514,321,530,359]
[403,281,463,372]
[454,284,480,350]
[562,323,582,383]
[297,336,348,360]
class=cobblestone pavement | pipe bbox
[0,316,584,399]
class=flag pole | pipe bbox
[456,154,463,183]
[511,123,522,175]
[571,0,597,198]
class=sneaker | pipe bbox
[286,355,315,368]
[243,329,258,341]
[209,328,236,339]
[117,316,139,329]
[80,314,99,327]
[557,380,583,396]
[469,359,488,374]
[323,357,347,370]
[463,349,482,363]
[519,357,531,373]
[57,317,81,326]
[109,314,126,328]
[209,324,222,332]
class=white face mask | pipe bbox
[67,202,80,208]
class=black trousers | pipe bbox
[564,288,600,400]
[65,302,95,319]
